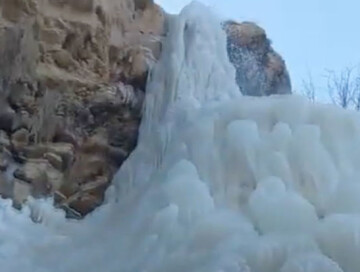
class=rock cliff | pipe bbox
[0,0,165,217]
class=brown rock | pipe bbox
[22,143,74,168]
[55,136,111,216]
[14,160,63,196]
[44,152,63,170]
[40,28,65,45]
[224,20,292,96]
[53,129,79,147]
[56,175,107,216]
[127,47,150,85]
[67,154,107,185]
[45,163,64,192]
[0,0,166,217]
[11,128,29,151]
[53,50,76,69]
[225,21,266,49]
[47,143,74,167]
[64,194,100,217]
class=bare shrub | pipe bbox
[352,76,360,111]
[325,67,357,109]
[29,90,61,144]
[301,72,316,102]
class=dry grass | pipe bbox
[29,90,61,144]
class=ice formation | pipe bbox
[1,2,360,272]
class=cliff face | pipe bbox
[0,2,292,218]
[0,0,165,217]
[224,21,292,96]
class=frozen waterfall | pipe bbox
[1,2,360,272]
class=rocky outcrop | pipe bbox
[0,0,165,217]
[0,1,292,218]
[224,21,292,96]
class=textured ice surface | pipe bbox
[1,2,360,272]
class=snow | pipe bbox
[0,2,360,272]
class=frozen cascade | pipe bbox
[1,2,360,272]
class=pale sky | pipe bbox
[155,0,360,100]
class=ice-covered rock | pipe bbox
[224,21,292,96]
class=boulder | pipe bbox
[11,128,30,151]
[44,152,63,171]
[47,143,74,166]
[21,143,74,163]
[68,194,103,217]
[224,21,292,96]
[56,175,108,217]
[52,50,76,69]
[13,160,63,198]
